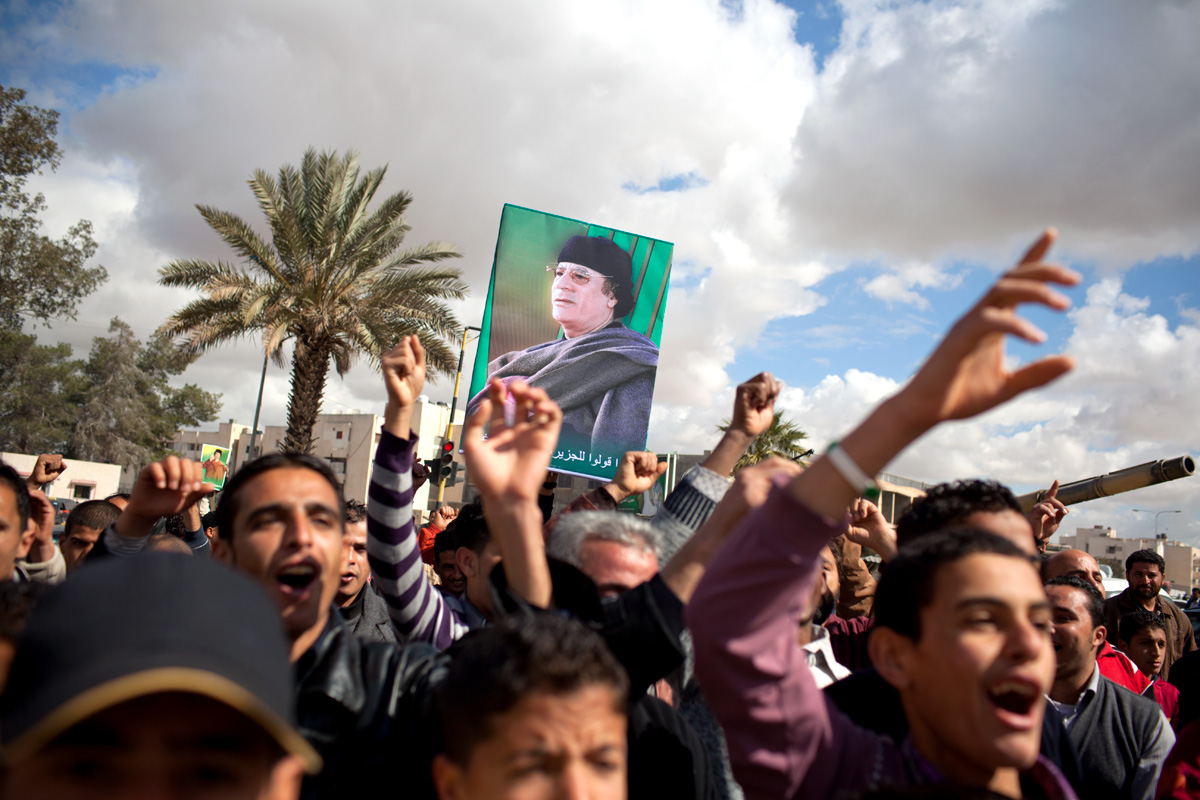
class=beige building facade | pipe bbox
[172,398,465,512]
[2,453,123,502]
[1059,525,1200,591]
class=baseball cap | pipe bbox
[0,553,321,772]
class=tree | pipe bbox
[0,328,85,453]
[0,85,106,328]
[718,410,810,471]
[69,319,221,469]
[158,148,467,453]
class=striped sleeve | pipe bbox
[652,465,734,562]
[366,429,471,650]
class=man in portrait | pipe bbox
[202,447,229,486]
[467,235,659,457]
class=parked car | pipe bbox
[49,497,77,526]
[1186,607,1200,638]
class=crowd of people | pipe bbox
[0,228,1196,799]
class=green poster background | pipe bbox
[467,204,673,481]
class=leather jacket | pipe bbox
[295,610,446,800]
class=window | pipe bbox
[72,484,93,500]
[328,458,346,476]
[336,430,344,440]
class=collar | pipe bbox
[338,584,368,623]
[799,625,851,686]
[901,738,1078,800]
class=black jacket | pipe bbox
[295,612,446,800]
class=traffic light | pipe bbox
[438,440,465,487]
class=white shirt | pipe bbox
[800,625,851,689]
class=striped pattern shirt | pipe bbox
[366,430,473,650]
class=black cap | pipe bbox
[556,236,636,317]
[0,553,321,772]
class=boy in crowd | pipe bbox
[432,613,629,800]
[690,230,1085,798]
[1120,609,1181,724]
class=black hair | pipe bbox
[433,528,458,560]
[64,499,122,538]
[1045,575,1105,628]
[436,614,628,764]
[445,500,489,555]
[104,492,131,503]
[0,462,31,535]
[1125,549,1165,574]
[200,510,219,531]
[895,479,1023,549]
[874,527,1033,640]
[215,453,345,541]
[1119,608,1167,644]
[343,499,367,525]
[0,580,49,641]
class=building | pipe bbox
[2,453,123,502]
[1059,525,1200,591]
[172,398,465,514]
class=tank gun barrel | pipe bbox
[1016,455,1195,513]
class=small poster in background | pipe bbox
[466,204,673,481]
[199,444,231,490]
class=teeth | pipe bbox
[990,681,1035,698]
[280,565,315,576]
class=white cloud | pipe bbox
[7,0,1199,545]
[862,260,962,309]
[783,0,1200,268]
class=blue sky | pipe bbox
[4,0,1199,544]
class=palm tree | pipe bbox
[159,148,467,453]
[718,410,811,472]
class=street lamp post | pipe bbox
[1132,508,1183,538]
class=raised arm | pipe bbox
[367,335,471,649]
[653,372,783,560]
[462,379,562,609]
[94,458,214,558]
[688,229,1080,799]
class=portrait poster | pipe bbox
[199,444,231,490]
[466,204,673,481]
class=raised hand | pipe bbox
[430,506,459,530]
[463,379,563,506]
[731,372,783,439]
[844,497,898,562]
[26,454,66,490]
[787,229,1081,522]
[381,335,426,439]
[116,457,215,539]
[462,378,562,608]
[609,451,669,502]
[895,230,1080,431]
[1028,479,1068,549]
[24,488,58,563]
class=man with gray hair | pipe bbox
[546,510,663,600]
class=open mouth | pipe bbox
[276,563,319,599]
[986,679,1039,723]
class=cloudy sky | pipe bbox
[4,0,1199,544]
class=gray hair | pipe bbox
[546,511,661,570]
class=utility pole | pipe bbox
[247,352,269,467]
[436,326,480,504]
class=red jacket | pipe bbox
[1098,640,1151,694]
